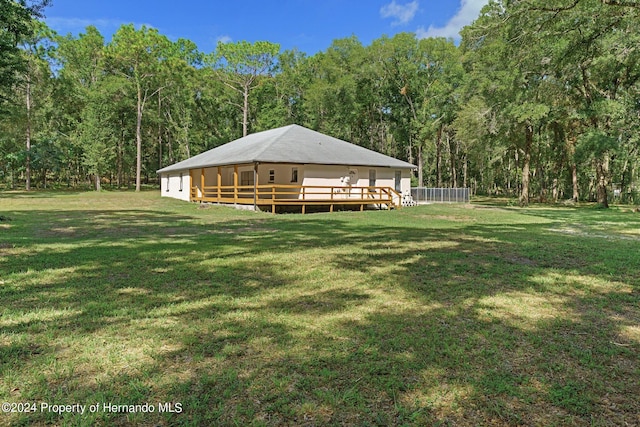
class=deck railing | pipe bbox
[192,184,402,213]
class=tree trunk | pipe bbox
[448,131,457,188]
[242,85,249,137]
[507,157,512,196]
[168,133,174,164]
[538,156,545,203]
[184,133,191,159]
[571,163,579,202]
[519,122,533,206]
[463,154,468,189]
[595,157,609,207]
[26,78,32,191]
[436,124,443,187]
[135,84,143,192]
[514,149,519,196]
[566,130,579,202]
[417,145,423,187]
[95,173,101,191]
[407,137,414,165]
[117,128,124,188]
[158,92,162,170]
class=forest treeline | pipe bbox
[2,0,640,206]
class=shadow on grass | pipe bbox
[0,203,638,425]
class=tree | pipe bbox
[56,26,108,190]
[209,40,280,136]
[153,38,201,168]
[524,0,640,206]
[1,1,50,190]
[1,3,638,201]
[370,33,462,187]
[18,20,54,190]
[0,0,49,105]
[107,24,173,191]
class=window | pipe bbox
[179,173,183,192]
[268,169,275,183]
[166,175,170,192]
[368,169,376,188]
[240,170,254,187]
[291,167,298,183]
[395,170,402,192]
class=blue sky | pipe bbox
[44,0,488,54]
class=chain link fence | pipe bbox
[411,187,470,203]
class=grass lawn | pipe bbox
[1,191,639,426]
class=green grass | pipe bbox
[1,191,639,426]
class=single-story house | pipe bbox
[157,124,416,213]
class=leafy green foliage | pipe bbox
[0,0,49,105]
[208,40,281,136]
[1,2,639,204]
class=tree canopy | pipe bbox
[1,0,639,206]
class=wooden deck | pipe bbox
[191,184,402,213]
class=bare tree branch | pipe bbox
[524,0,580,12]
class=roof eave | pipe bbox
[158,160,416,174]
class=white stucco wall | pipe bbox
[161,164,412,204]
[301,165,410,192]
[257,164,303,186]
[160,171,191,201]
[256,164,412,202]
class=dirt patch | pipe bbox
[39,227,78,237]
[434,214,474,222]
[504,255,537,266]
[208,227,279,235]
[549,226,640,241]
[416,214,475,222]
[0,242,14,256]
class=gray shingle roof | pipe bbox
[157,124,416,173]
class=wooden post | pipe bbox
[253,163,258,211]
[233,165,238,203]
[330,186,334,213]
[200,168,205,201]
[271,186,275,214]
[217,167,221,201]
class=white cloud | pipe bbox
[216,35,232,44]
[46,17,120,33]
[46,17,155,36]
[416,0,488,40]
[380,0,420,26]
